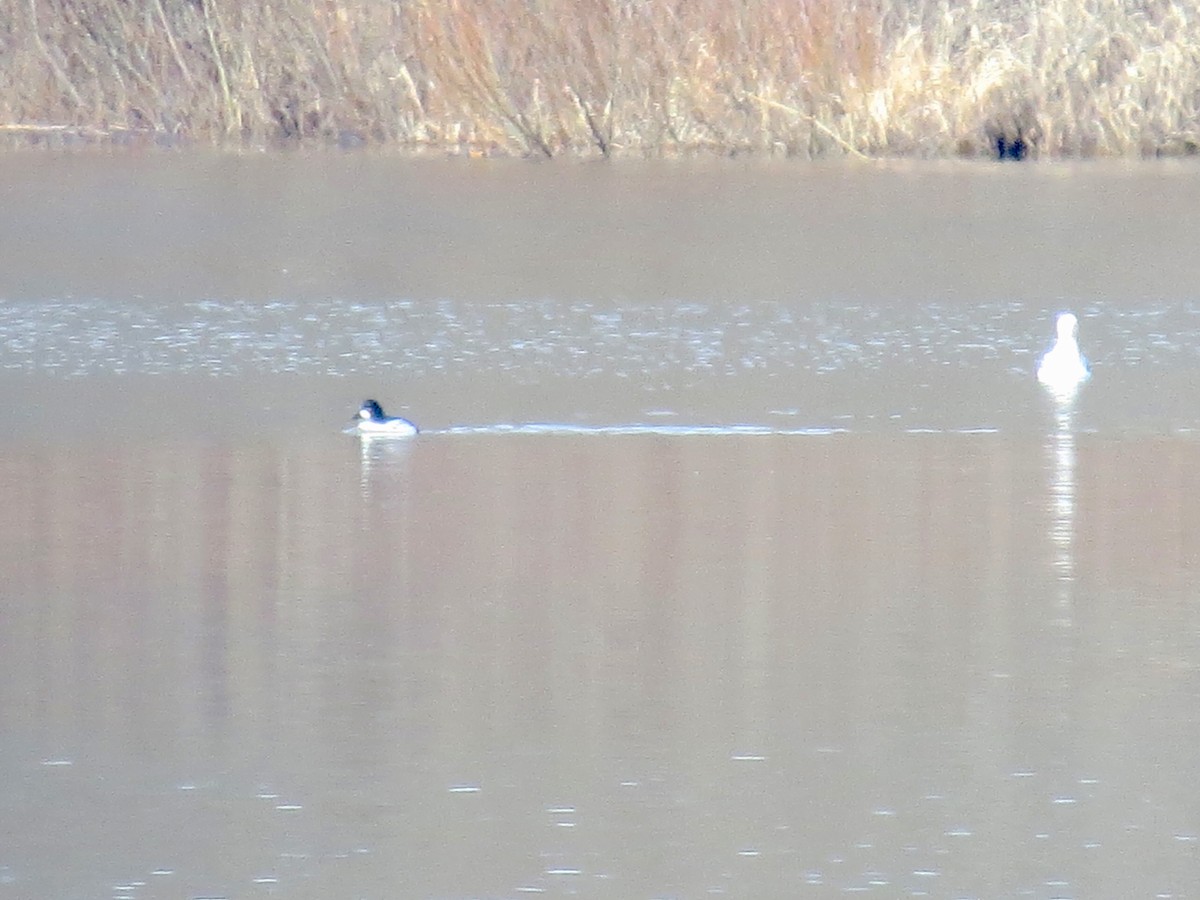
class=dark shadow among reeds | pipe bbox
[2,0,1200,157]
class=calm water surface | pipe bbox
[2,156,1200,898]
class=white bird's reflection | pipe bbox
[1047,400,1077,588]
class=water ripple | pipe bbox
[1,297,1195,378]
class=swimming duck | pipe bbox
[346,399,419,436]
[1037,312,1090,397]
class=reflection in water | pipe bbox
[357,433,413,497]
[1047,399,1078,590]
[4,434,1200,898]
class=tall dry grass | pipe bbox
[1,0,1198,157]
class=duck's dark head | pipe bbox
[358,399,385,420]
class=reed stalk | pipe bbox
[0,0,1197,157]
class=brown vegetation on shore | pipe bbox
[1,0,1198,158]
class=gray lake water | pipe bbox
[2,155,1200,898]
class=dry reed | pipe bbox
[1,0,1198,157]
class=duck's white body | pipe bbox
[1037,312,1090,397]
[346,400,419,437]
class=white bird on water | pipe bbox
[1037,312,1090,399]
